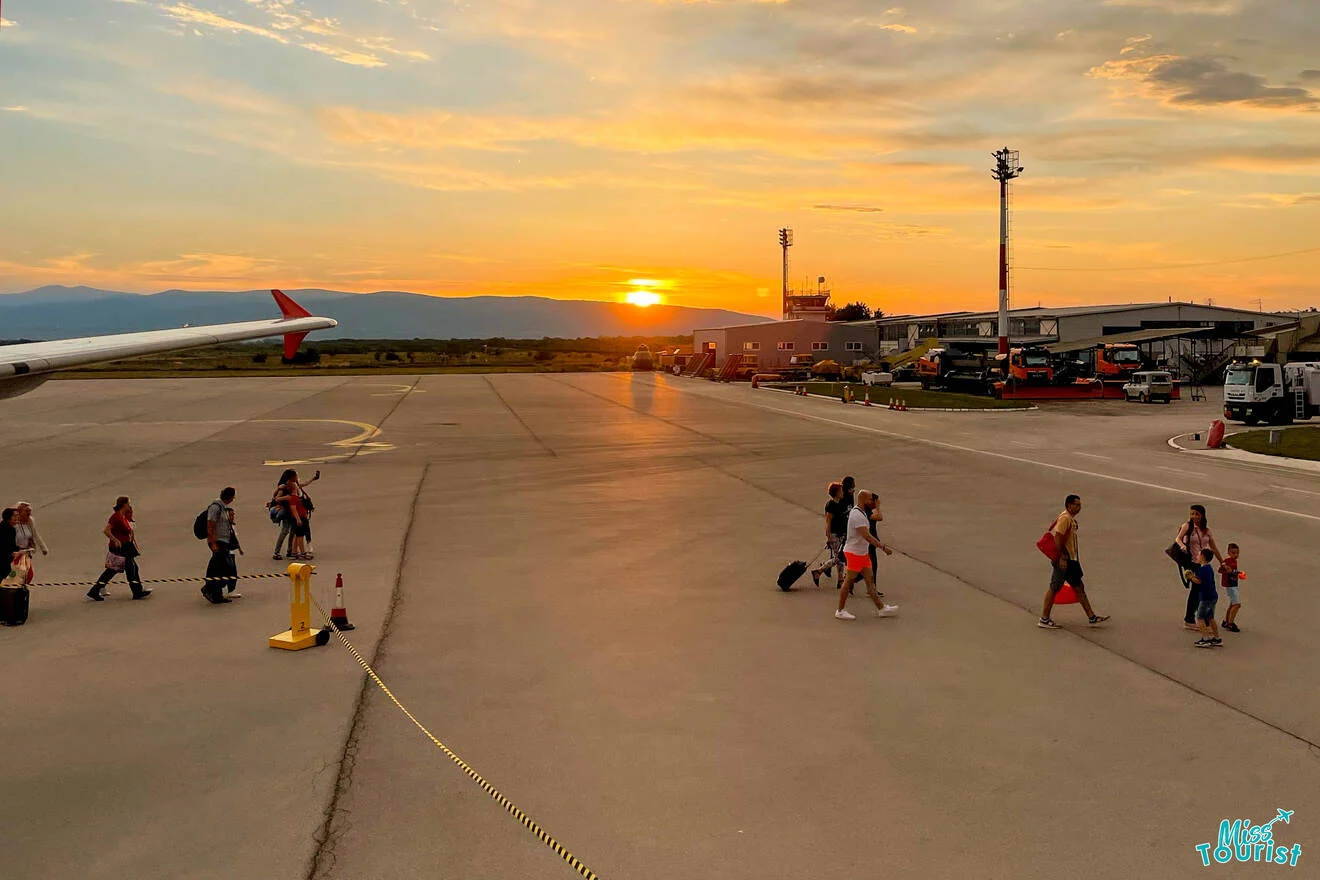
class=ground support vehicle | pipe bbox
[1122,371,1175,404]
[1223,361,1320,425]
[1085,343,1145,381]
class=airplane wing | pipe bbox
[0,289,338,399]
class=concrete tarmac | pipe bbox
[2,374,1317,879]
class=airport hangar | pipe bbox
[693,301,1293,375]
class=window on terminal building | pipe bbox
[812,341,829,351]
[744,342,760,351]
[845,341,863,352]
[778,341,795,351]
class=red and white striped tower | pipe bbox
[991,148,1024,356]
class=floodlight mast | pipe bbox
[779,227,794,320]
[991,148,1024,356]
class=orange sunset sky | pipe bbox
[1,0,1318,317]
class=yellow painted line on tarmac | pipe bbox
[359,382,427,397]
[253,418,396,466]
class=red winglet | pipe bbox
[284,331,310,361]
[271,289,312,320]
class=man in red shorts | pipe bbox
[835,490,900,621]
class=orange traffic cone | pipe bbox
[330,572,355,631]
[888,397,895,409]
[864,390,872,406]
[900,399,908,411]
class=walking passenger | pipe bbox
[0,508,18,578]
[271,468,318,560]
[89,496,150,601]
[1037,494,1107,629]
[285,478,312,560]
[203,487,242,604]
[812,481,849,589]
[835,490,899,621]
[1187,549,1222,648]
[12,502,47,585]
[1175,504,1222,631]
[1220,542,1243,632]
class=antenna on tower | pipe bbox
[779,227,794,321]
[991,148,1024,356]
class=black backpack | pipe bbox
[194,507,211,540]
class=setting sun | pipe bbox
[625,290,662,307]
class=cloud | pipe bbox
[1102,0,1241,13]
[2,105,30,113]
[159,1,426,67]
[317,104,890,158]
[163,3,290,43]
[814,204,885,213]
[1090,44,1320,109]
[302,42,386,68]
[1301,70,1320,82]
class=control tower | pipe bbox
[778,228,832,321]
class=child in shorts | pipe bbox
[1220,543,1242,633]
[1186,548,1221,648]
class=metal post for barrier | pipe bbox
[269,563,326,650]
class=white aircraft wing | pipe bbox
[0,289,338,398]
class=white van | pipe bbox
[1122,371,1174,404]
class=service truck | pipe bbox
[1223,361,1320,425]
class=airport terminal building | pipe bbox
[693,302,1292,374]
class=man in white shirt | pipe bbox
[836,490,900,620]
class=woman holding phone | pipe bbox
[271,468,319,560]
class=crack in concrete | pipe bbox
[483,375,557,457]
[306,462,431,880]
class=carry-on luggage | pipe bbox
[0,585,30,626]
[777,543,834,592]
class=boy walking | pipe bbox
[1220,543,1243,632]
[1187,548,1222,648]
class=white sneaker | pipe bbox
[835,609,856,620]
[876,604,899,617]
[228,591,243,599]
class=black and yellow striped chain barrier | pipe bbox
[30,572,297,588]
[306,593,603,880]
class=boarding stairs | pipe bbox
[683,351,713,378]
[1178,345,1236,387]
[714,353,744,382]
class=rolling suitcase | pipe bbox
[776,544,833,592]
[0,585,30,626]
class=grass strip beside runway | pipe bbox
[1227,425,1320,460]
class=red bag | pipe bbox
[1054,583,1079,604]
[1036,524,1060,561]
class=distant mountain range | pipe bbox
[0,287,774,340]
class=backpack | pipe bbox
[194,503,217,540]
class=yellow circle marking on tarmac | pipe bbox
[253,418,396,466]
[360,383,427,397]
